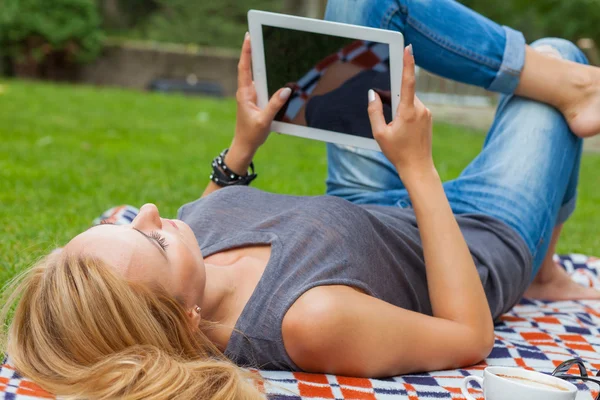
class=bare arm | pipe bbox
[284,286,494,377]
[283,46,494,377]
[369,45,494,348]
[202,33,290,197]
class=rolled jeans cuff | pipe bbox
[488,26,526,94]
[556,193,578,226]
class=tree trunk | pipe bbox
[305,0,321,18]
[283,0,326,18]
[100,0,128,29]
[282,0,304,16]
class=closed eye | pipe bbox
[88,222,169,259]
[149,231,169,251]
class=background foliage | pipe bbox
[103,0,282,49]
[460,0,600,46]
[0,0,103,63]
[2,0,600,70]
[99,0,600,49]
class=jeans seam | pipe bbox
[407,16,502,70]
[534,217,549,264]
[381,3,401,29]
[500,68,521,76]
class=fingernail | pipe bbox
[407,44,413,56]
[280,87,292,100]
[245,32,250,41]
[368,89,376,103]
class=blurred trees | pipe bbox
[98,0,158,30]
[103,0,282,48]
[282,0,327,18]
[0,0,103,78]
[461,0,600,45]
[3,0,597,67]
[98,0,600,50]
[99,0,329,48]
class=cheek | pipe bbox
[177,249,200,283]
[180,226,204,273]
[182,224,203,259]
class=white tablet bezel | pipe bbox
[248,10,404,152]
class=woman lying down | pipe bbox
[3,0,600,398]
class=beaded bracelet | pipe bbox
[210,148,257,187]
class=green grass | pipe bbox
[0,79,599,288]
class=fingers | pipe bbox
[399,44,416,110]
[262,87,293,123]
[237,32,253,90]
[367,89,387,138]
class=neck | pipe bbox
[196,245,271,351]
[200,262,238,324]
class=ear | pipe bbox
[187,306,202,331]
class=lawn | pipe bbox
[0,79,599,288]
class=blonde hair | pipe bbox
[0,252,266,400]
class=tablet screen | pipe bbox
[262,26,393,140]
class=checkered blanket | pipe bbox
[2,254,600,400]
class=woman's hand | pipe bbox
[234,33,292,155]
[367,45,433,176]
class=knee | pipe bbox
[530,38,589,65]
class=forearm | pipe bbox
[401,166,493,335]
[202,32,289,198]
[201,140,257,198]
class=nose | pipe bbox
[131,203,163,231]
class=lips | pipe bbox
[167,219,179,230]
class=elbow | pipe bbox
[478,330,496,360]
[455,327,495,368]
[472,316,495,361]
[464,330,495,367]
[481,319,496,355]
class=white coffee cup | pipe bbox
[461,366,578,399]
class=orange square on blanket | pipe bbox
[337,376,373,388]
[340,387,376,399]
[559,334,595,351]
[17,381,54,398]
[533,316,561,324]
[521,332,559,346]
[293,372,329,384]
[499,315,526,322]
[559,334,588,342]
[298,381,335,398]
[521,332,553,341]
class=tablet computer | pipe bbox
[248,10,404,151]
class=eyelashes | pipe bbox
[149,231,169,251]
[97,221,169,252]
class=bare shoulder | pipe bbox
[281,285,365,373]
[281,284,493,377]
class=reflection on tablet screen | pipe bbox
[263,26,393,140]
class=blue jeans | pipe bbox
[324,0,586,276]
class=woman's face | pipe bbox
[64,203,206,308]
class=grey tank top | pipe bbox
[177,186,531,371]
